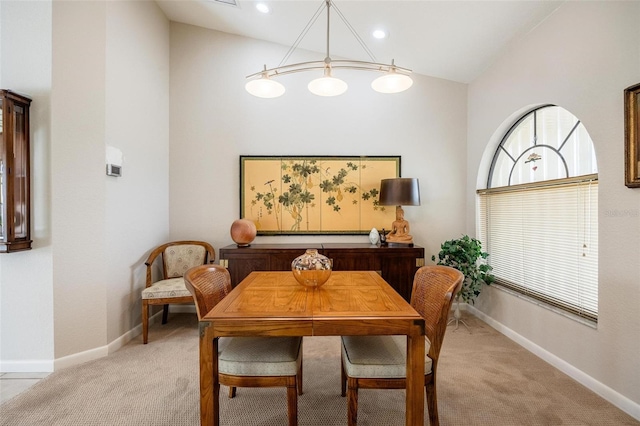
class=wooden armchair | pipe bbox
[141,240,215,344]
[340,265,463,425]
[184,264,303,426]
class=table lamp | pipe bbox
[379,178,421,246]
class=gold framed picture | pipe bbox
[624,82,640,188]
[240,156,400,235]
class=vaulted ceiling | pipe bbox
[156,0,563,83]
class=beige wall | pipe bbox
[0,0,54,371]
[168,23,468,258]
[51,0,109,363]
[104,0,170,344]
[1,0,170,370]
[467,1,640,417]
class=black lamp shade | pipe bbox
[379,178,420,206]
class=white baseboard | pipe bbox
[467,304,640,422]
[55,310,170,370]
[107,306,194,353]
[0,311,166,373]
[106,315,149,355]
[55,306,198,370]
[0,359,54,373]
[54,345,109,371]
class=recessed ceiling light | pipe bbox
[256,3,270,14]
[372,29,387,39]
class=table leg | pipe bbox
[406,325,425,425]
[199,321,219,426]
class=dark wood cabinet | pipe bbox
[219,243,425,301]
[0,90,32,253]
[219,244,322,286]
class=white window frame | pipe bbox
[478,106,598,324]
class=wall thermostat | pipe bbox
[106,146,123,177]
[106,164,122,177]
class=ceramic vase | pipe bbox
[369,228,380,245]
[230,219,257,247]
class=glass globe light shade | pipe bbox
[245,77,285,98]
[371,71,413,94]
[308,76,348,97]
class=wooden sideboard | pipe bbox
[219,243,425,302]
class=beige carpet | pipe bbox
[1,313,637,425]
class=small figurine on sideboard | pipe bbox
[379,228,388,246]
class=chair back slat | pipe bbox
[410,265,463,361]
[184,264,233,320]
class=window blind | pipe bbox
[477,176,598,322]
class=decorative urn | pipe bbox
[291,249,332,288]
[230,219,257,247]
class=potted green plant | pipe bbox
[432,235,495,330]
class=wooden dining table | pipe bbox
[198,270,426,425]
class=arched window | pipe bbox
[478,105,598,324]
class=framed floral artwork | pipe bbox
[625,82,640,188]
[240,156,400,235]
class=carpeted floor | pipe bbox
[1,313,637,425]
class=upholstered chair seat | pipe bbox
[141,277,192,300]
[341,335,432,379]
[219,336,303,377]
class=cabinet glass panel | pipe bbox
[12,105,27,238]
[0,98,4,241]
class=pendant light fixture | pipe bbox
[307,64,348,96]
[245,66,286,98]
[371,60,414,93]
[245,0,413,98]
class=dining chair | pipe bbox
[141,240,215,344]
[340,265,463,426]
[184,264,304,426]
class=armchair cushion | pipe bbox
[141,278,191,300]
[164,245,207,278]
[219,337,302,377]
[341,335,432,379]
